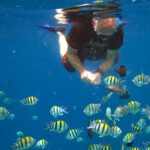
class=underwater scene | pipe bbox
[0,0,150,150]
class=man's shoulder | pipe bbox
[72,19,92,30]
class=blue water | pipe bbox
[0,0,150,149]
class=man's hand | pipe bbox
[80,70,102,85]
[81,70,95,83]
[92,72,102,85]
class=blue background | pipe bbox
[0,0,150,149]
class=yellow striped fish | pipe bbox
[36,139,48,149]
[0,107,9,120]
[99,144,113,150]
[132,73,150,87]
[89,122,111,137]
[83,103,101,116]
[88,144,100,150]
[126,101,140,114]
[50,106,68,118]
[110,126,122,138]
[137,118,146,130]
[123,133,135,144]
[113,106,128,121]
[12,136,36,150]
[20,96,38,105]
[131,124,142,134]
[104,76,124,87]
[66,129,83,140]
[46,120,68,133]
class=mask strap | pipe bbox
[115,18,120,32]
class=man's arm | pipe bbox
[99,49,118,74]
[93,49,118,85]
[66,46,86,74]
[66,46,95,83]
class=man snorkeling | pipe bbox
[39,5,125,85]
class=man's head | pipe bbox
[93,17,119,36]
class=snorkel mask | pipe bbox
[93,17,121,39]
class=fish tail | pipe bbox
[98,103,101,109]
[147,76,150,83]
[19,99,24,105]
[79,127,84,134]
[45,123,51,131]
[11,145,17,150]
[119,80,126,85]
[63,106,68,114]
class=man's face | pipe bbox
[93,17,117,36]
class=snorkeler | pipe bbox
[39,4,126,85]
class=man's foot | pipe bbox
[39,24,65,34]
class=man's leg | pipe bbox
[57,32,68,59]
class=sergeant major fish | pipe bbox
[12,136,36,150]
[66,129,83,140]
[123,133,135,147]
[131,124,142,134]
[0,107,9,120]
[88,144,100,150]
[20,96,38,105]
[83,103,101,116]
[99,144,113,150]
[110,126,122,138]
[50,106,68,118]
[36,139,48,149]
[113,106,128,121]
[46,120,68,133]
[136,118,146,130]
[126,101,141,115]
[88,122,111,137]
[104,75,125,87]
[132,73,150,87]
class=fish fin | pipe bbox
[119,80,126,85]
[99,135,104,138]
